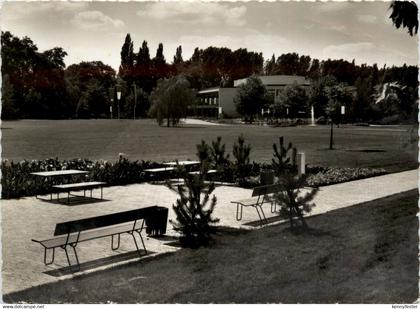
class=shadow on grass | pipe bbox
[346,149,386,153]
[44,250,152,277]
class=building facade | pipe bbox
[195,75,310,118]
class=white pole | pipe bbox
[297,152,306,176]
[310,105,315,126]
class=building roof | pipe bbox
[197,87,220,94]
[234,75,310,87]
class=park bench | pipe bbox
[230,184,282,225]
[52,181,106,204]
[32,206,168,272]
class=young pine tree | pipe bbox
[232,135,251,184]
[210,136,230,168]
[167,165,219,248]
[272,137,318,230]
[196,140,211,167]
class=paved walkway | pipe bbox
[1,169,417,295]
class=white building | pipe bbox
[195,75,311,118]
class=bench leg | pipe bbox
[271,201,277,213]
[111,234,120,250]
[236,204,243,221]
[101,187,103,199]
[62,245,81,272]
[255,205,268,225]
[67,191,70,204]
[129,231,147,258]
[136,230,147,255]
[44,247,55,265]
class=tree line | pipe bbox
[1,30,418,123]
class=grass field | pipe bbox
[4,189,418,303]
[1,119,417,172]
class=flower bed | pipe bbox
[305,166,387,187]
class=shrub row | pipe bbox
[1,158,387,199]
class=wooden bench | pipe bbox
[230,184,282,225]
[53,181,106,204]
[32,206,168,272]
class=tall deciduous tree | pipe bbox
[65,61,116,118]
[149,75,196,127]
[234,75,269,122]
[135,40,153,93]
[275,82,309,118]
[1,31,68,119]
[173,45,183,65]
[119,34,134,84]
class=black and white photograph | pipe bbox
[0,0,418,304]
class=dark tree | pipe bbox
[173,45,183,65]
[234,75,269,122]
[1,31,68,119]
[152,43,169,84]
[65,61,116,118]
[264,54,276,75]
[389,1,418,36]
[119,34,135,83]
[135,40,153,93]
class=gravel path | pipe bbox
[2,169,417,295]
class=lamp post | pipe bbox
[116,90,121,120]
[340,105,345,127]
[133,84,137,120]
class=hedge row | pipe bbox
[1,158,387,199]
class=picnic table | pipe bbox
[162,161,200,167]
[31,169,107,203]
[31,170,89,201]
[144,161,201,181]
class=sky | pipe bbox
[0,1,418,71]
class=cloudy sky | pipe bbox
[0,1,418,71]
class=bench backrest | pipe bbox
[54,206,163,236]
[251,184,282,197]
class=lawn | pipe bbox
[4,189,418,303]
[1,119,417,172]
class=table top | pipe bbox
[163,161,200,166]
[30,170,88,177]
